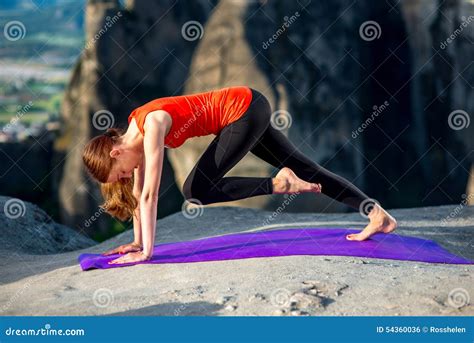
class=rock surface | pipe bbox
[0,196,472,316]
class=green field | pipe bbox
[0,77,65,125]
[0,112,50,124]
[0,1,85,61]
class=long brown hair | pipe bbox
[82,127,138,222]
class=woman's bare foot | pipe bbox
[271,167,322,194]
[346,203,398,241]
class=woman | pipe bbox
[82,86,397,265]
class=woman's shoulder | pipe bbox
[144,109,172,123]
[128,97,172,121]
[128,100,173,136]
[143,110,173,136]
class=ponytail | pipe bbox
[99,178,137,222]
[82,128,138,222]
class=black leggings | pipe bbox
[182,88,371,210]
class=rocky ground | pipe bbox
[0,196,472,316]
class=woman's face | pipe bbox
[106,147,140,183]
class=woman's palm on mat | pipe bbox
[102,242,142,256]
[108,251,151,264]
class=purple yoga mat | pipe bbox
[78,227,473,270]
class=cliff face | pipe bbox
[56,0,473,233]
[396,0,474,206]
[175,0,369,213]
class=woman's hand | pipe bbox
[102,242,143,256]
[108,251,152,265]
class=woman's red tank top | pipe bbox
[128,86,253,148]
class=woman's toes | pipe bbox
[346,234,357,240]
[346,229,373,241]
[312,183,321,192]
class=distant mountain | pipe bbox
[0,0,85,59]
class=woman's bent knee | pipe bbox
[182,184,211,205]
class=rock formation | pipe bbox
[0,196,94,256]
[56,0,474,235]
[399,0,473,205]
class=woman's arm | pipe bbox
[139,113,167,258]
[132,165,144,246]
